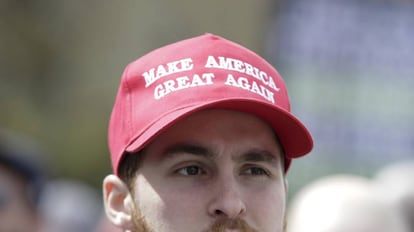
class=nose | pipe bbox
[207,176,246,219]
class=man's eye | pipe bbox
[243,167,268,176]
[177,166,205,176]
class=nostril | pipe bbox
[207,182,247,219]
[215,209,224,215]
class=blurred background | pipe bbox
[1,0,413,224]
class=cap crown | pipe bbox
[109,33,313,174]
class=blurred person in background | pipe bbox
[0,130,47,232]
[374,160,414,232]
[286,174,409,232]
[38,179,102,232]
[102,33,313,232]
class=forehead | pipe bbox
[143,109,283,161]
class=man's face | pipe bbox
[126,109,287,232]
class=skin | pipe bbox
[104,109,287,232]
[0,164,40,232]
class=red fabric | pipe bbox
[108,33,313,174]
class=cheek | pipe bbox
[158,183,209,220]
[134,176,166,220]
[247,183,287,229]
[134,176,208,230]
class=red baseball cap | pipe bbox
[108,33,313,174]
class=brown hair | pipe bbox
[118,150,145,192]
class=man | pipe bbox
[0,131,46,232]
[103,33,313,232]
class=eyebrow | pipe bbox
[233,150,280,168]
[160,143,279,167]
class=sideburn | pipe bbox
[131,202,154,232]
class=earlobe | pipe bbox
[103,175,134,230]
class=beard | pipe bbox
[202,218,259,232]
[131,206,154,232]
[130,205,285,232]
[131,208,258,232]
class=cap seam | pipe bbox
[123,63,134,142]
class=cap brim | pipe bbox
[122,98,313,172]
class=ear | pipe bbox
[102,174,135,231]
